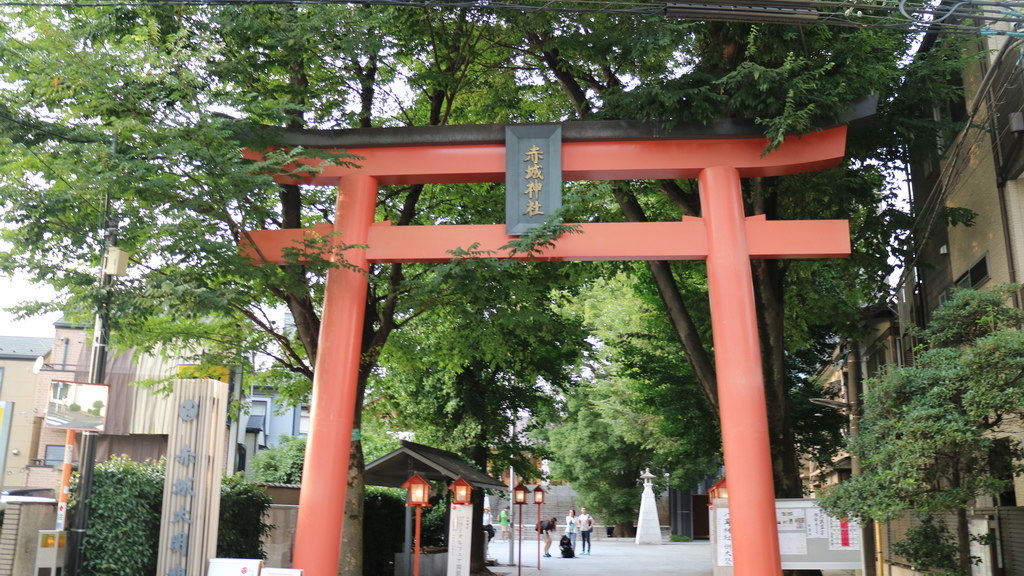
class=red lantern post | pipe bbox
[533,486,546,570]
[448,477,473,506]
[402,473,432,576]
[512,483,528,576]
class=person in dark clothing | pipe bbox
[539,517,558,557]
[559,535,575,558]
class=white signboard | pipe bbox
[711,498,863,573]
[715,507,733,567]
[207,558,263,575]
[446,504,474,576]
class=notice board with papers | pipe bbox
[710,498,863,575]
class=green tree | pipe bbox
[252,436,308,484]
[0,6,521,573]
[819,286,1024,575]
[541,272,722,523]
[0,4,976,575]
[505,14,975,503]
[547,385,654,530]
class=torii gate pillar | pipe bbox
[244,124,854,576]
[700,165,781,574]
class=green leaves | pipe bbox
[75,457,164,576]
[819,286,1024,572]
[70,457,273,574]
[251,435,308,484]
[890,518,963,576]
[217,475,274,560]
[539,272,721,523]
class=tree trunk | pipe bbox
[612,521,636,538]
[469,443,491,574]
[338,440,365,576]
[956,507,971,575]
[752,257,801,499]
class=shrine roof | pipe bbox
[365,440,507,491]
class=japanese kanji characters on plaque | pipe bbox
[505,125,561,235]
[523,144,546,217]
[166,404,199,576]
[156,379,229,576]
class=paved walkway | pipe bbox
[485,537,713,576]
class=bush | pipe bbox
[75,456,164,576]
[71,457,272,575]
[217,474,273,559]
[891,517,964,576]
[68,403,81,412]
[421,500,448,547]
[363,486,406,575]
[251,436,306,484]
[669,534,692,542]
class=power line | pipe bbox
[0,0,1022,34]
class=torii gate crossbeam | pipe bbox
[244,125,853,576]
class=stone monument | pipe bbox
[635,469,662,545]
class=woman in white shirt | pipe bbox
[564,509,578,551]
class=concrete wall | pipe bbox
[265,505,298,569]
[0,501,57,576]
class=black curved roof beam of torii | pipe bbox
[258,95,877,150]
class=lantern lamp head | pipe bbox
[448,477,473,505]
[401,473,432,507]
[532,485,546,504]
[512,482,528,504]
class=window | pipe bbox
[955,255,989,290]
[297,405,310,436]
[49,380,69,415]
[43,445,65,467]
[250,399,268,417]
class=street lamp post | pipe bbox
[512,483,528,576]
[402,473,432,576]
[533,485,546,570]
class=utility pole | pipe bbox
[65,136,126,576]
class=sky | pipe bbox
[0,274,61,338]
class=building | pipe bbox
[0,335,53,489]
[816,20,1024,576]
[26,318,180,490]
[14,317,304,489]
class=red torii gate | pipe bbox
[244,123,853,576]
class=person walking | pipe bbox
[499,506,511,541]
[577,507,594,555]
[564,509,578,551]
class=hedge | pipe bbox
[69,457,272,576]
